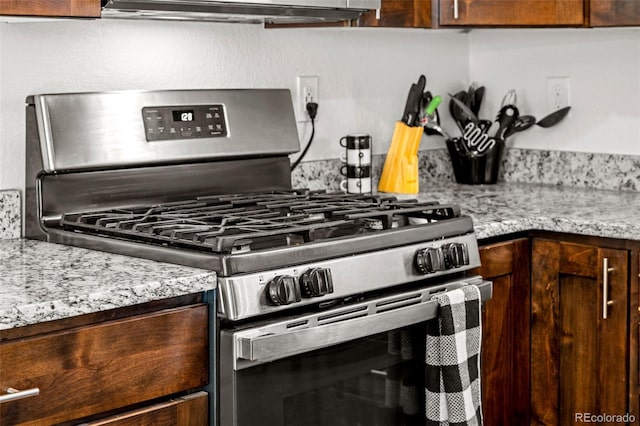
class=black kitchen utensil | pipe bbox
[401,83,419,125]
[421,92,443,136]
[412,75,426,126]
[470,86,485,117]
[504,115,536,138]
[401,75,427,126]
[462,121,498,155]
[536,106,571,128]
[449,95,480,124]
[449,91,467,133]
[494,104,519,140]
[478,119,493,134]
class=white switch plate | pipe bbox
[546,77,570,112]
[296,76,319,122]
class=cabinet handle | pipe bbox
[0,386,40,404]
[602,257,615,320]
[453,0,459,19]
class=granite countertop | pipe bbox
[414,182,640,241]
[0,239,217,330]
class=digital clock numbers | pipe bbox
[172,110,195,122]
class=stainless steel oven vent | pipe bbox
[101,0,380,24]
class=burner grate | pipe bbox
[60,190,461,254]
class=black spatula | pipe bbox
[536,106,571,128]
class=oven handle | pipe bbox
[236,280,491,364]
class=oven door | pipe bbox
[219,277,492,426]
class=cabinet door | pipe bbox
[590,0,640,27]
[472,238,530,425]
[358,0,432,28]
[82,392,208,426]
[0,0,101,17]
[0,305,208,425]
[531,240,628,426]
[438,0,584,26]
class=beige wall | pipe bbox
[469,28,640,155]
[1,20,639,192]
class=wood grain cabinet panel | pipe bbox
[590,0,640,26]
[82,392,208,426]
[0,304,208,425]
[438,0,584,26]
[472,238,531,425]
[358,0,432,28]
[0,0,101,17]
[531,240,628,426]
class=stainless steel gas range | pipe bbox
[25,89,492,426]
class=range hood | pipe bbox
[101,0,380,24]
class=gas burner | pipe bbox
[59,190,461,254]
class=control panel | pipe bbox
[217,234,481,321]
[142,104,227,141]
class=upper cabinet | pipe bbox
[0,0,101,18]
[590,0,640,26]
[360,0,640,28]
[438,0,584,27]
[2,0,638,26]
[359,0,432,28]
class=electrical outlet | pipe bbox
[296,75,319,122]
[546,77,570,112]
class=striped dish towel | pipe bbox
[425,284,483,426]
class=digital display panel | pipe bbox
[143,104,226,141]
[172,110,195,122]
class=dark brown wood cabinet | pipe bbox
[359,0,586,28]
[438,0,584,27]
[530,239,628,426]
[0,303,209,425]
[473,238,531,425]
[82,392,209,426]
[590,0,640,27]
[358,0,432,28]
[0,0,100,18]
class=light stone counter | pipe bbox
[413,182,640,241]
[0,239,216,330]
[0,190,20,239]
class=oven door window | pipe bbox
[234,325,426,426]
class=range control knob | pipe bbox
[442,243,470,269]
[267,275,301,306]
[300,268,334,298]
[415,247,445,274]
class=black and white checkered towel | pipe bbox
[425,284,483,426]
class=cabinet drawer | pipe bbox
[82,392,208,426]
[0,304,208,425]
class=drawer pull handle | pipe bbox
[454,0,460,19]
[0,387,40,404]
[602,257,615,320]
